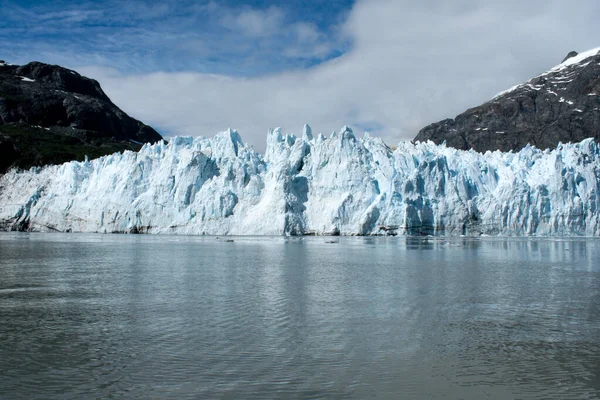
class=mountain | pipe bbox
[1,126,598,236]
[415,48,600,152]
[0,60,163,173]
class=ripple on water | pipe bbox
[0,234,599,399]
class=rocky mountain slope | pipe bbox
[415,48,600,152]
[0,60,162,173]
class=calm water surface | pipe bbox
[0,233,599,399]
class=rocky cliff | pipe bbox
[0,60,162,173]
[415,48,600,152]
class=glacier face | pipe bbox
[0,125,599,236]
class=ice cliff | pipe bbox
[1,125,599,236]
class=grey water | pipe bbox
[0,234,599,400]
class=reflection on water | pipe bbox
[0,233,599,399]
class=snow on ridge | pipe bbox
[491,47,600,101]
[0,126,599,237]
[548,47,600,74]
[492,84,521,100]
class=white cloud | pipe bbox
[293,22,321,43]
[79,0,600,152]
[222,6,286,38]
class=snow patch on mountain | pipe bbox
[1,126,599,236]
[548,47,600,74]
[492,48,600,100]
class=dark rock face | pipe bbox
[0,133,18,172]
[415,50,600,152]
[0,61,162,173]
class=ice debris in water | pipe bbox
[0,125,599,236]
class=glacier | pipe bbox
[0,125,599,236]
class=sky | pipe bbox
[1,0,599,152]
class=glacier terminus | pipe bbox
[0,125,599,236]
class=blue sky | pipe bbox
[1,0,599,151]
[0,0,354,76]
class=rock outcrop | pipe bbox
[0,61,162,173]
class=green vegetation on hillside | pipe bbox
[0,124,142,173]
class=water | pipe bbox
[0,233,599,400]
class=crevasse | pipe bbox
[1,125,598,236]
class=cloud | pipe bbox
[76,0,600,152]
[3,0,600,153]
[221,6,286,38]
